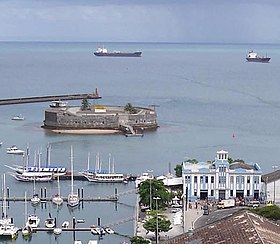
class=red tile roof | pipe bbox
[162,211,280,244]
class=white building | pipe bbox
[261,169,280,205]
[182,150,262,201]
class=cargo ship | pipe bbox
[246,51,270,63]
[94,47,142,57]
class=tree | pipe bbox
[174,164,182,177]
[81,98,90,110]
[130,236,150,244]
[143,215,172,239]
[138,179,171,209]
[183,158,198,164]
[124,103,137,114]
[251,205,280,221]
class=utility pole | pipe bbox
[153,196,161,244]
[147,170,153,210]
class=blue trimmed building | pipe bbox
[182,150,262,201]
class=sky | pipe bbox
[0,0,280,43]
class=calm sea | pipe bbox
[0,42,280,243]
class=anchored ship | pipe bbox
[94,47,142,57]
[246,51,270,63]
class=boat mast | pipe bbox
[26,144,30,168]
[3,174,7,218]
[87,152,90,172]
[46,143,51,167]
[58,176,61,197]
[33,177,36,195]
[108,153,111,174]
[70,146,74,195]
[24,191,27,223]
[112,157,115,174]
[33,150,37,167]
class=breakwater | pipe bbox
[0,93,101,105]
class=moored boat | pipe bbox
[0,174,19,239]
[22,225,32,237]
[49,100,67,108]
[5,144,67,177]
[6,145,25,155]
[82,171,126,183]
[67,146,80,208]
[94,47,142,57]
[12,114,25,121]
[9,172,53,182]
[31,194,41,206]
[135,172,154,188]
[26,215,40,228]
[246,51,271,63]
[53,227,62,235]
[10,165,67,176]
[104,225,114,234]
[61,221,69,229]
[90,225,105,235]
[45,213,55,229]
[80,153,127,183]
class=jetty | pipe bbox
[1,196,118,202]
[0,92,101,106]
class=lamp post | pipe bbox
[147,170,153,210]
[153,196,160,244]
[272,166,278,204]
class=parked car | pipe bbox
[203,205,209,215]
[171,208,181,213]
[247,201,260,208]
[251,201,260,208]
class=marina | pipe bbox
[0,42,279,244]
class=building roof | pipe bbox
[261,169,280,183]
[162,211,280,244]
[229,162,256,170]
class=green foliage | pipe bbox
[138,179,171,209]
[234,158,245,164]
[228,157,245,164]
[130,236,150,244]
[251,205,280,221]
[143,216,172,234]
[174,164,182,177]
[124,103,137,114]
[81,98,91,110]
[183,158,198,164]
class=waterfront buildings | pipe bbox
[261,169,280,205]
[182,150,262,201]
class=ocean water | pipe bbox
[0,42,280,243]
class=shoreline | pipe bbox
[49,129,121,135]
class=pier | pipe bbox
[1,196,118,202]
[0,92,101,105]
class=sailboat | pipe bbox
[67,146,80,208]
[22,192,32,237]
[52,176,63,206]
[81,153,126,183]
[45,213,55,229]
[31,178,41,206]
[0,174,19,238]
[26,214,40,229]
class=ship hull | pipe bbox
[94,52,142,57]
[246,57,270,63]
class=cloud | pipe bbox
[0,0,279,43]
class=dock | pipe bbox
[1,196,118,202]
[0,92,101,106]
